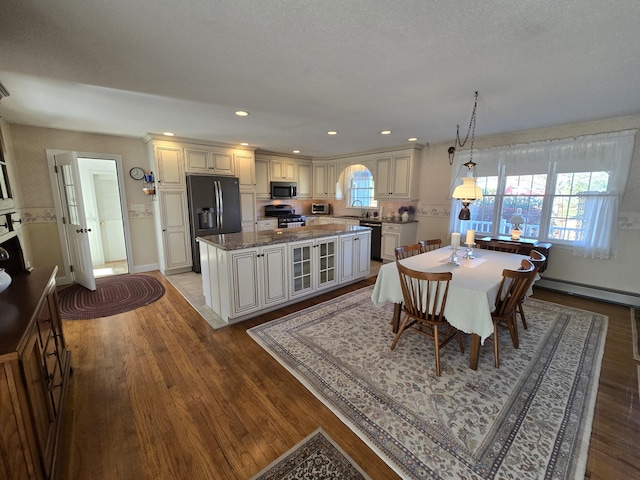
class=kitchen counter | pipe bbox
[314,214,418,224]
[197,224,371,251]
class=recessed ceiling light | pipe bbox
[240,142,249,146]
[381,130,392,135]
[235,110,249,117]
[293,150,300,153]
[163,132,174,136]
[408,137,418,142]
[327,131,338,135]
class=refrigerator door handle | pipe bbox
[216,180,224,230]
[213,180,220,230]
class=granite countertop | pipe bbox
[315,214,418,224]
[197,224,371,251]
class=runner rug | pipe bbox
[58,274,165,320]
[250,429,370,480]
[247,286,608,480]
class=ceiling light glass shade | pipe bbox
[452,177,483,201]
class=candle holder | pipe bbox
[463,242,476,259]
[447,247,460,267]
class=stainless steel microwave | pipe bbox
[271,181,297,199]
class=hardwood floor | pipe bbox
[57,272,640,480]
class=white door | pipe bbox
[54,152,96,290]
[94,174,127,262]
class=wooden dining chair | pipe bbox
[395,243,423,260]
[517,250,547,330]
[419,238,442,252]
[391,262,464,376]
[489,259,535,368]
[478,240,521,253]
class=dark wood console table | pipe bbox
[0,267,71,479]
[476,236,552,272]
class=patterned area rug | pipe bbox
[248,286,608,480]
[58,274,165,320]
[250,429,370,480]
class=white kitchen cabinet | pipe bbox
[154,145,185,187]
[318,216,337,225]
[374,152,420,200]
[381,222,418,261]
[257,218,278,231]
[297,162,312,198]
[240,190,257,233]
[271,158,297,181]
[235,152,256,190]
[339,230,371,283]
[255,158,270,199]
[157,189,192,272]
[185,146,234,176]
[289,236,339,297]
[312,163,328,198]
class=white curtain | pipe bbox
[448,129,637,258]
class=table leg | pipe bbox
[392,303,402,333]
[469,333,480,370]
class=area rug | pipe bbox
[632,308,640,361]
[247,286,608,480]
[58,274,165,320]
[250,429,371,480]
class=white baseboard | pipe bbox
[134,263,160,273]
[535,278,640,307]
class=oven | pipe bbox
[264,204,306,228]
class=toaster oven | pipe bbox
[311,203,330,214]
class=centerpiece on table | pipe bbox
[398,205,415,222]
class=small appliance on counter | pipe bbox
[264,204,306,228]
[311,203,330,214]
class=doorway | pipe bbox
[47,150,134,288]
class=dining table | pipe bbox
[371,246,537,370]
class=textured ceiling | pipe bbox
[1,0,640,156]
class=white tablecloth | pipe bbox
[371,247,534,343]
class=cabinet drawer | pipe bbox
[382,224,401,234]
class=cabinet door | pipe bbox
[235,153,255,190]
[261,245,288,305]
[316,237,338,290]
[158,190,192,270]
[21,330,56,478]
[381,227,400,261]
[297,163,312,198]
[185,149,209,172]
[156,146,185,187]
[240,191,256,225]
[327,163,337,198]
[312,164,327,198]
[355,231,371,277]
[391,154,411,197]
[229,249,260,315]
[255,159,270,198]
[339,234,356,283]
[374,157,392,198]
[210,152,234,175]
[289,241,314,297]
[271,160,297,181]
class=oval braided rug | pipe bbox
[58,274,165,320]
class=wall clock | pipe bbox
[129,167,145,180]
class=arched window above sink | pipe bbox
[337,164,377,208]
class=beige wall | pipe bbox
[8,124,158,273]
[416,114,640,295]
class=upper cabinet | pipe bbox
[297,162,312,198]
[271,158,298,181]
[255,158,270,199]
[185,145,234,176]
[154,145,185,188]
[235,152,256,190]
[374,149,421,200]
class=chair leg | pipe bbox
[518,302,528,329]
[434,325,441,377]
[507,315,519,349]
[390,314,411,350]
[493,322,500,368]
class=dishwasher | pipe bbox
[359,219,382,261]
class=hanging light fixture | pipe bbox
[450,91,483,220]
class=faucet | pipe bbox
[351,199,364,217]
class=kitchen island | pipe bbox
[197,224,371,324]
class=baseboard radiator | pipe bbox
[535,277,640,307]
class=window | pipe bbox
[450,130,636,259]
[339,164,377,208]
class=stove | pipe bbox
[264,204,306,228]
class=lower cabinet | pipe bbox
[381,222,418,261]
[0,267,71,480]
[339,230,371,283]
[289,236,339,298]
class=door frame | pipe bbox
[47,149,134,285]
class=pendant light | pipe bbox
[450,91,483,220]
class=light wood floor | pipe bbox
[57,272,640,480]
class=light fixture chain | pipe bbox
[455,91,478,151]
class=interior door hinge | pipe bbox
[54,165,58,173]
[69,265,74,272]
[62,216,66,225]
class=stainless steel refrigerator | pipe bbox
[187,175,242,273]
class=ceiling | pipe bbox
[1,0,640,157]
